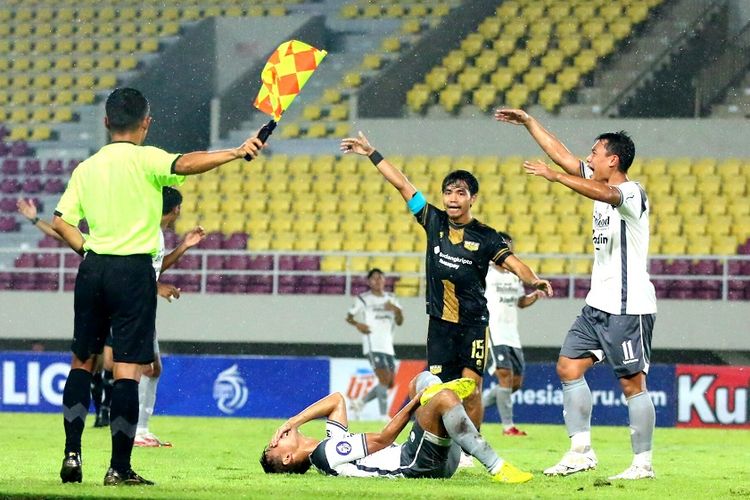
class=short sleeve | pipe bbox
[54,170,83,226]
[141,146,185,187]
[580,160,593,179]
[388,293,402,310]
[487,232,513,266]
[413,202,442,232]
[348,296,365,317]
[615,182,647,220]
[325,419,349,439]
[310,434,368,473]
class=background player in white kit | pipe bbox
[346,268,403,420]
[482,232,545,437]
[496,109,657,481]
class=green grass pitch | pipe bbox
[1,412,748,499]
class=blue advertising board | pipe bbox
[482,362,677,427]
[0,352,330,418]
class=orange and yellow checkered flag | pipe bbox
[253,40,327,121]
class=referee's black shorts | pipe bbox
[72,252,157,364]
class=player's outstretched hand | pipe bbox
[340,131,375,156]
[17,198,38,220]
[183,225,206,248]
[531,279,553,297]
[157,282,181,302]
[270,420,295,448]
[238,135,265,160]
[523,160,559,182]
[495,108,531,125]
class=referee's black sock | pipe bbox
[109,379,139,473]
[63,368,92,455]
[91,370,103,414]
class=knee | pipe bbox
[556,360,578,382]
[151,364,162,378]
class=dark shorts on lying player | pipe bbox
[310,419,461,478]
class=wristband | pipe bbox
[30,217,39,225]
[368,150,384,166]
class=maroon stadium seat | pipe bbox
[222,232,248,249]
[0,178,21,194]
[23,158,41,175]
[174,254,202,270]
[64,253,83,268]
[0,216,19,231]
[690,259,719,275]
[44,159,64,175]
[43,178,65,194]
[36,253,61,268]
[0,197,16,212]
[279,255,295,270]
[294,255,320,271]
[248,255,273,270]
[22,178,43,194]
[10,141,30,157]
[2,158,19,175]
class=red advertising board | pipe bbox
[676,365,749,428]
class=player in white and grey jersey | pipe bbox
[482,232,545,437]
[496,109,657,481]
[260,373,532,483]
[346,269,403,420]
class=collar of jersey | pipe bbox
[107,141,137,146]
[447,218,475,229]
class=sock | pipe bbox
[482,384,497,408]
[442,404,503,474]
[63,369,92,455]
[109,379,139,473]
[91,371,103,414]
[496,387,514,428]
[375,385,388,416]
[415,372,441,393]
[562,377,592,452]
[627,392,655,459]
[136,375,159,435]
[101,370,114,412]
[362,384,379,403]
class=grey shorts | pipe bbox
[399,421,460,479]
[368,351,396,372]
[561,305,655,378]
[488,344,525,376]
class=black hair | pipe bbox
[595,131,635,172]
[441,170,479,196]
[367,268,384,279]
[105,88,150,133]
[496,231,512,247]
[162,186,183,215]
[259,447,312,475]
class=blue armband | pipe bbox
[407,191,427,214]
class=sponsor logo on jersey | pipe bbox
[336,441,352,455]
[434,245,440,254]
[464,240,480,251]
[429,365,442,375]
[212,364,248,415]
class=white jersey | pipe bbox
[153,229,165,280]
[310,419,405,478]
[484,266,525,348]
[347,291,401,355]
[581,163,657,315]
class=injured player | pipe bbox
[260,372,532,483]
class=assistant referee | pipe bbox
[53,88,265,486]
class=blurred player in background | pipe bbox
[496,108,657,480]
[260,372,532,483]
[482,232,544,437]
[53,87,265,486]
[340,132,553,437]
[346,268,403,421]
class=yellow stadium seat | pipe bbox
[492,37,517,58]
[508,51,532,74]
[522,67,548,91]
[566,258,592,275]
[407,84,431,113]
[574,49,598,75]
[321,256,346,273]
[556,20,580,38]
[478,18,502,40]
[540,49,564,74]
[540,258,566,275]
[731,215,750,237]
[475,50,499,75]
[556,67,582,91]
[341,215,364,235]
[30,126,52,142]
[402,19,422,34]
[362,54,382,70]
[559,35,582,57]
[722,179,746,197]
[610,19,633,41]
[329,104,348,121]
[458,68,482,91]
[221,218,245,235]
[490,67,515,91]
[711,236,738,255]
[342,234,368,252]
[247,232,272,251]
[438,84,464,113]
[31,107,52,122]
[591,34,616,57]
[460,34,484,58]
[293,214,318,233]
[728,202,750,218]
[526,37,549,58]
[672,177,696,198]
[442,50,466,74]
[394,256,420,273]
[306,123,327,138]
[504,84,529,108]
[660,237,687,255]
[548,3,570,22]
[369,256,394,272]
[381,37,401,53]
[318,234,344,252]
[561,239,588,254]
[539,84,564,112]
[394,277,420,297]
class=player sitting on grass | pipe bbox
[260,373,532,483]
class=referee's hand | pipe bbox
[237,136,265,160]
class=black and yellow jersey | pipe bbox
[414,202,512,326]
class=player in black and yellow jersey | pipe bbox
[340,132,553,429]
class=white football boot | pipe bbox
[543,449,598,476]
[609,463,655,480]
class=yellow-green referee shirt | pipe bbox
[55,142,185,257]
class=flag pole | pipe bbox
[244,119,277,161]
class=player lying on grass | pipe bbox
[260,373,532,483]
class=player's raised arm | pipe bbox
[161,225,206,273]
[340,132,418,203]
[18,198,64,241]
[495,108,581,176]
[501,255,553,297]
[523,159,621,205]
